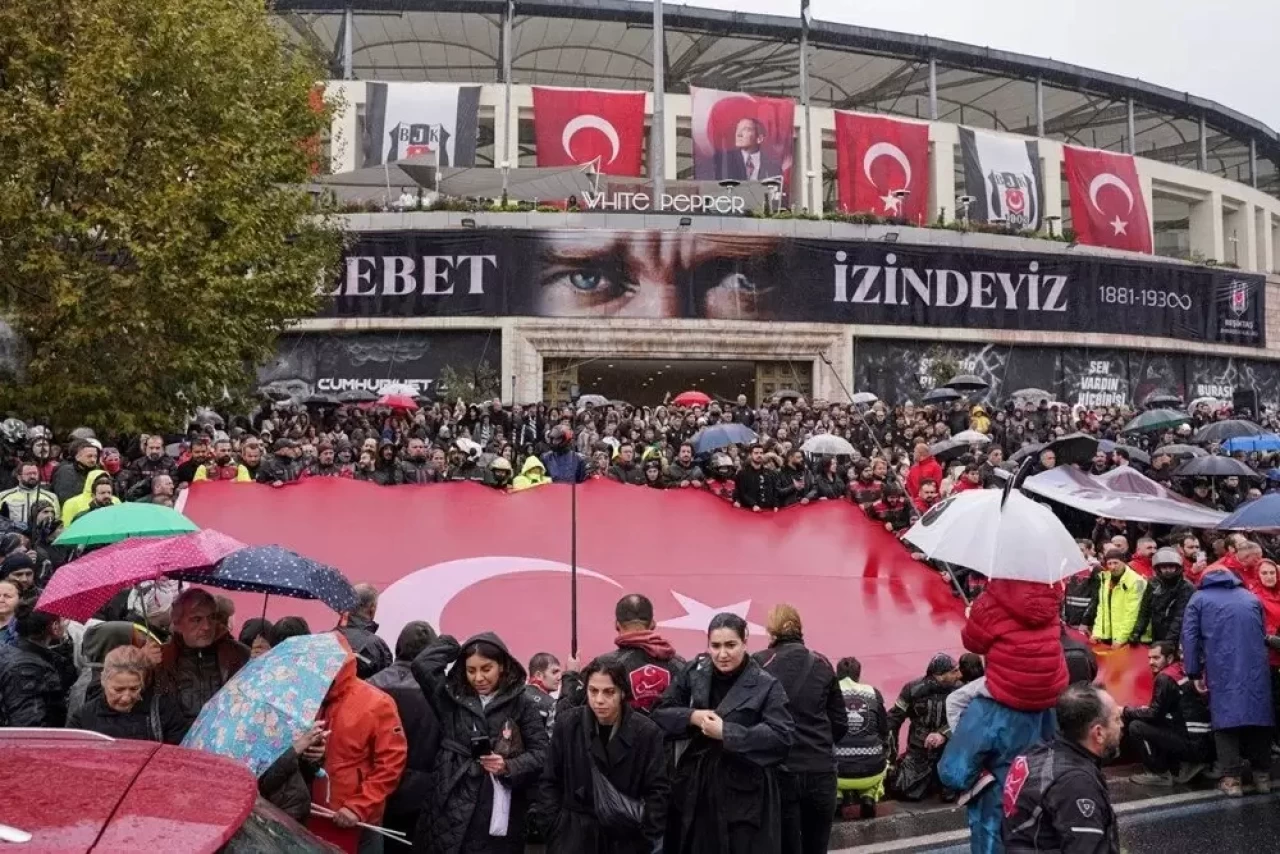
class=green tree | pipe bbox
[0,0,342,432]
[437,361,502,403]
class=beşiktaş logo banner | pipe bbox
[320,229,1266,347]
[362,82,481,167]
[959,128,1043,232]
[257,331,499,400]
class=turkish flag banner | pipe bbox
[532,87,646,177]
[835,112,931,224]
[1064,145,1153,254]
[183,480,965,699]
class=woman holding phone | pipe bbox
[654,613,795,854]
[412,632,549,854]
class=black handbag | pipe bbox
[590,763,645,832]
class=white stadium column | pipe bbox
[929,122,957,223]
[1040,141,1064,230]
[1189,190,1225,263]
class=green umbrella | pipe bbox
[1120,408,1189,435]
[56,502,199,547]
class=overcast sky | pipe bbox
[661,0,1280,129]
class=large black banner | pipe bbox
[324,229,1266,348]
[855,338,1280,411]
[257,331,501,400]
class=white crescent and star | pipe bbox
[561,114,621,165]
[1088,172,1135,235]
[863,142,912,214]
[658,591,766,636]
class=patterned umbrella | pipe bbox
[56,502,199,547]
[183,633,348,777]
[35,530,246,622]
[170,545,356,612]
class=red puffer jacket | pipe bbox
[961,579,1068,712]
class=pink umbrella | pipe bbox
[36,529,247,622]
[672,390,712,408]
[376,394,419,410]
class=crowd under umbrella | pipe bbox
[168,544,357,616]
[672,390,712,408]
[690,423,757,456]
[336,389,378,404]
[923,387,963,405]
[1154,444,1207,460]
[801,434,856,456]
[36,529,247,622]
[1217,494,1280,532]
[929,438,973,465]
[904,489,1085,584]
[56,503,199,548]
[1114,445,1151,466]
[1221,433,1280,454]
[1193,419,1266,445]
[1120,408,1190,435]
[945,374,989,394]
[1042,433,1100,468]
[1008,442,1047,465]
[1173,455,1263,480]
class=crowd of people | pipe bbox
[0,388,1279,853]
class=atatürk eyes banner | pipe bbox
[319,229,1265,348]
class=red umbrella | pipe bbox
[36,529,246,622]
[376,393,420,410]
[672,390,712,408]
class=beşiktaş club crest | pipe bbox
[988,170,1038,230]
[959,127,1044,232]
[1230,280,1250,317]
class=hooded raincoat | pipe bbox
[513,457,550,491]
[411,633,550,854]
[961,580,1067,712]
[61,469,120,524]
[1181,569,1275,730]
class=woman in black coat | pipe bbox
[540,655,669,854]
[66,646,185,744]
[411,632,549,854]
[653,613,795,854]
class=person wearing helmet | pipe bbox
[705,452,737,502]
[447,439,486,483]
[486,456,514,489]
[1128,548,1196,647]
[539,424,586,484]
[51,438,101,505]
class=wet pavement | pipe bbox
[1118,792,1280,853]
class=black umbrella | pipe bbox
[772,389,803,402]
[1008,442,1047,464]
[1010,387,1052,404]
[260,386,293,403]
[945,374,989,393]
[1042,433,1100,468]
[1113,444,1151,466]
[303,393,340,407]
[1174,455,1263,479]
[337,389,378,404]
[1142,391,1183,410]
[929,438,972,465]
[923,387,963,404]
[1193,419,1266,445]
[1153,444,1207,460]
[1120,408,1189,435]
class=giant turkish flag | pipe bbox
[183,480,965,699]
[532,87,646,177]
[1064,145,1153,254]
[835,112,930,224]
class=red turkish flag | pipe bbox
[1064,145,1153,253]
[532,87,646,177]
[835,112,930,224]
[183,479,964,700]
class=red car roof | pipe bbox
[0,732,257,853]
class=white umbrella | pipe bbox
[1188,396,1222,413]
[376,382,419,397]
[852,392,879,405]
[904,490,1085,584]
[951,430,991,444]
[801,434,856,456]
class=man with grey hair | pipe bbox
[339,582,392,680]
[154,587,249,738]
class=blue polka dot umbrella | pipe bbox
[168,544,356,613]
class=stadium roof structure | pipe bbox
[275,0,1280,194]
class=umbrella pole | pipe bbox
[570,475,578,659]
[262,593,269,621]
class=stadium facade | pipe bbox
[265,0,1280,410]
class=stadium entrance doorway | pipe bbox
[541,358,813,407]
